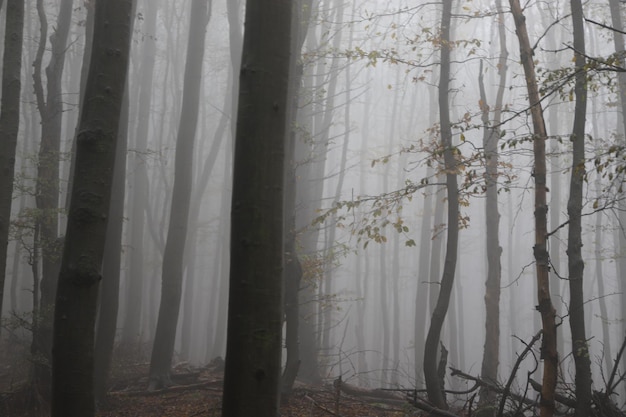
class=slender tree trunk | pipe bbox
[0,0,25,337]
[608,0,626,380]
[51,0,134,414]
[148,0,211,389]
[415,169,432,388]
[478,0,507,402]
[508,1,558,415]
[423,0,459,408]
[31,0,74,400]
[282,0,314,397]
[121,0,159,348]
[415,74,438,389]
[567,1,592,415]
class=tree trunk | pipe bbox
[221,0,292,414]
[93,5,136,393]
[478,0,507,402]
[51,0,134,414]
[149,0,211,389]
[508,1,558,416]
[608,0,626,381]
[282,0,314,397]
[31,0,74,400]
[423,0,459,408]
[121,0,160,348]
[0,0,25,337]
[567,1,592,415]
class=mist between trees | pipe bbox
[3,0,626,416]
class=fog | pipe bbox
[2,0,626,412]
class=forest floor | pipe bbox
[0,349,427,417]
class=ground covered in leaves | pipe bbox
[1,355,422,417]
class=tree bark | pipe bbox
[567,1,592,415]
[93,0,137,392]
[423,0,459,409]
[281,0,314,397]
[31,0,74,400]
[508,1,558,416]
[121,0,160,348]
[608,0,626,382]
[149,0,211,390]
[221,0,292,414]
[0,0,25,338]
[478,0,507,403]
[51,0,134,415]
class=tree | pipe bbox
[119,0,160,349]
[51,0,135,414]
[282,0,314,397]
[423,0,459,408]
[608,0,626,380]
[31,0,75,398]
[567,0,592,415]
[0,0,25,337]
[221,0,292,415]
[149,0,211,389]
[478,0,507,404]
[508,1,558,416]
[93,0,136,399]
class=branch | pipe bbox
[450,368,537,408]
[498,330,541,416]
[528,379,576,408]
[606,334,626,396]
[585,16,626,36]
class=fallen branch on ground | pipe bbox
[110,380,222,397]
[451,368,537,409]
[335,379,459,417]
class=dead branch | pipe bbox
[606,334,626,396]
[109,380,223,397]
[335,379,460,416]
[304,394,343,416]
[498,330,541,416]
[334,379,405,403]
[528,379,576,408]
[450,368,537,408]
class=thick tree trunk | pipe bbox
[93,26,135,398]
[51,0,134,415]
[221,0,292,414]
[567,1,592,415]
[423,0,459,409]
[508,1,558,416]
[0,0,24,337]
[149,0,211,390]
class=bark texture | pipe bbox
[567,1,592,415]
[121,0,159,347]
[608,0,626,379]
[423,0,459,409]
[221,0,292,414]
[51,0,134,415]
[149,0,211,389]
[0,0,25,336]
[31,0,74,399]
[508,1,558,416]
[478,0,507,403]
